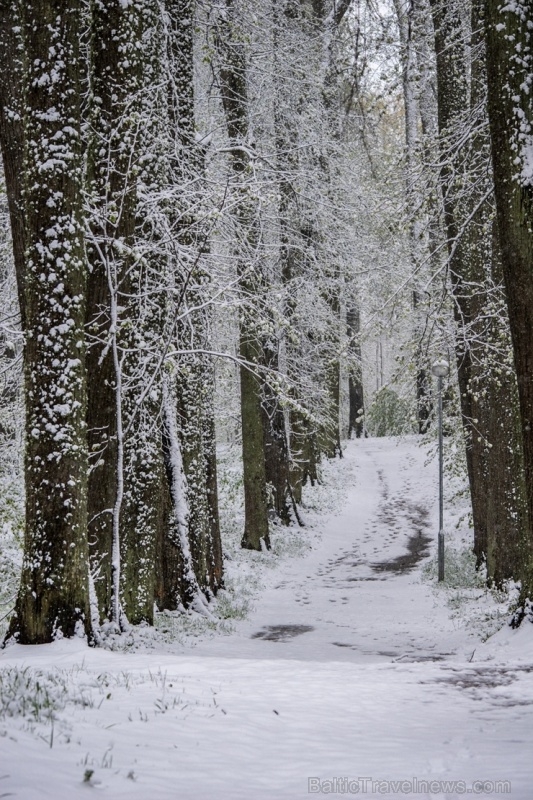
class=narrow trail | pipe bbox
[195,436,472,664]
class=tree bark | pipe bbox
[217,1,270,550]
[87,0,166,626]
[157,0,224,601]
[118,5,167,626]
[272,0,315,510]
[315,0,344,460]
[429,0,490,559]
[485,0,533,600]
[8,0,91,643]
[85,0,124,620]
[428,0,531,592]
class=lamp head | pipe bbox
[431,359,450,378]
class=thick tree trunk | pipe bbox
[429,0,490,559]
[119,6,167,625]
[319,294,342,459]
[204,406,224,587]
[8,0,91,643]
[86,0,134,621]
[239,334,270,549]
[261,341,292,524]
[158,0,223,607]
[121,395,165,625]
[429,0,531,591]
[484,234,530,585]
[155,414,185,611]
[87,0,166,626]
[466,0,530,587]
[485,0,533,601]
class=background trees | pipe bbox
[1,0,533,644]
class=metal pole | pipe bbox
[438,375,444,582]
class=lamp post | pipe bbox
[431,359,449,582]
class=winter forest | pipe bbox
[1,0,533,795]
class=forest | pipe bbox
[0,0,533,648]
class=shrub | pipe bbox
[366,386,415,437]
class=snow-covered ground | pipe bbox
[1,437,532,799]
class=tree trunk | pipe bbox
[8,0,91,643]
[429,0,531,592]
[217,2,270,550]
[86,0,135,622]
[315,1,344,460]
[0,3,25,329]
[463,0,530,588]
[272,0,315,511]
[429,0,490,560]
[157,0,224,602]
[175,353,224,594]
[394,0,432,432]
[118,5,167,626]
[262,344,292,525]
[87,0,166,626]
[485,0,533,601]
[346,305,364,438]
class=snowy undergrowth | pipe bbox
[422,545,516,641]
[0,666,98,724]
[0,474,24,642]
[0,665,131,761]
[0,662,204,757]
[421,457,519,642]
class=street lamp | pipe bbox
[431,359,449,582]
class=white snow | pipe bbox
[1,437,533,799]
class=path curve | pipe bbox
[195,436,474,663]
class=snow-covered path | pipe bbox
[1,438,533,800]
[193,437,474,664]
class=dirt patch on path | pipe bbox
[251,624,315,642]
[372,500,432,575]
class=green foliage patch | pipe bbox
[366,386,415,437]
